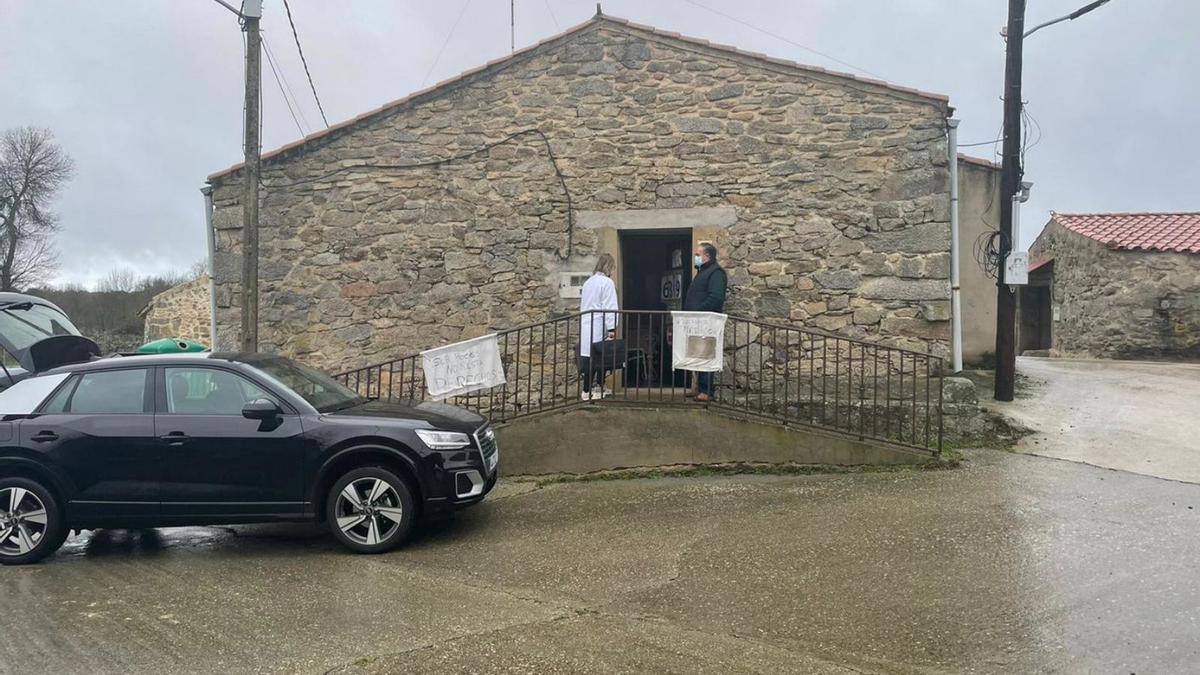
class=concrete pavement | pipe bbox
[2,450,1199,673]
[999,356,1200,483]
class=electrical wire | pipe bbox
[973,229,1007,281]
[422,0,474,87]
[258,128,576,258]
[264,34,312,131]
[680,0,886,80]
[543,0,560,30]
[262,35,308,136]
[958,138,1003,147]
[281,0,330,127]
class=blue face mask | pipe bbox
[693,254,705,268]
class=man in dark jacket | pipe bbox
[683,242,727,402]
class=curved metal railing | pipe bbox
[334,310,944,455]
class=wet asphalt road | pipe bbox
[1002,356,1200,483]
[2,449,1199,674]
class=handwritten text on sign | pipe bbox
[671,311,727,372]
[421,334,507,400]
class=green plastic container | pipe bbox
[136,338,209,354]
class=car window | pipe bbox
[0,302,82,351]
[68,369,148,414]
[41,376,78,413]
[0,347,20,374]
[165,367,272,415]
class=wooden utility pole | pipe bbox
[994,0,1025,401]
[241,0,263,352]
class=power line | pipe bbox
[543,0,560,30]
[262,35,308,136]
[263,35,312,130]
[959,138,1003,147]
[281,0,330,127]
[680,0,886,80]
[422,0,474,87]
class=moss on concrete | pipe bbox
[517,457,959,487]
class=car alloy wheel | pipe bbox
[0,487,48,557]
[334,477,406,546]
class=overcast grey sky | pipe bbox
[2,0,1197,287]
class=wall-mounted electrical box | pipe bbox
[1005,251,1029,286]
[558,272,591,299]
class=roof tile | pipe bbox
[1053,212,1200,254]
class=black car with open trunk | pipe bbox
[0,351,499,564]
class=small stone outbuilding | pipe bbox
[205,13,998,372]
[140,275,212,345]
[1021,212,1200,359]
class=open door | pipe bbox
[619,229,692,388]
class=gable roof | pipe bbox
[209,13,948,182]
[1052,212,1200,254]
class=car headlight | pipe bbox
[415,429,472,450]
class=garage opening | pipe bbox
[1018,259,1054,354]
[619,229,692,388]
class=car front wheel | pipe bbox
[326,467,415,554]
[0,477,68,565]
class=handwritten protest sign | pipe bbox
[671,311,727,372]
[421,334,506,400]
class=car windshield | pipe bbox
[238,356,365,413]
[0,302,82,351]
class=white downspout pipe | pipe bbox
[201,184,218,350]
[947,119,963,373]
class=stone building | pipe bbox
[1021,212,1200,359]
[205,14,997,373]
[140,275,212,345]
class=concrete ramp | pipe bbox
[495,405,934,475]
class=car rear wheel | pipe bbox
[326,467,415,554]
[0,477,68,565]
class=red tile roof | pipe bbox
[1027,257,1054,273]
[209,14,949,182]
[957,154,999,170]
[1052,212,1200,254]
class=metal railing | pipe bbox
[335,310,944,455]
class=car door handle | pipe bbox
[30,431,59,443]
[159,432,191,446]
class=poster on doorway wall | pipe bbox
[671,311,727,372]
[421,334,507,400]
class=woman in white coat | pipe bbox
[579,254,619,400]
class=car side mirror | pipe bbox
[242,398,281,420]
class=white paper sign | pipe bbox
[421,334,506,400]
[671,311,727,372]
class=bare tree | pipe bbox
[0,127,74,290]
[95,267,139,293]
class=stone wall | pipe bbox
[208,19,953,373]
[1032,221,1200,359]
[141,275,212,345]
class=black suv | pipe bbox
[0,352,498,564]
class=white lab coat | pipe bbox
[579,273,618,357]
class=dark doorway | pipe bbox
[619,229,692,387]
[1018,285,1052,353]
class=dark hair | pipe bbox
[701,243,717,261]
